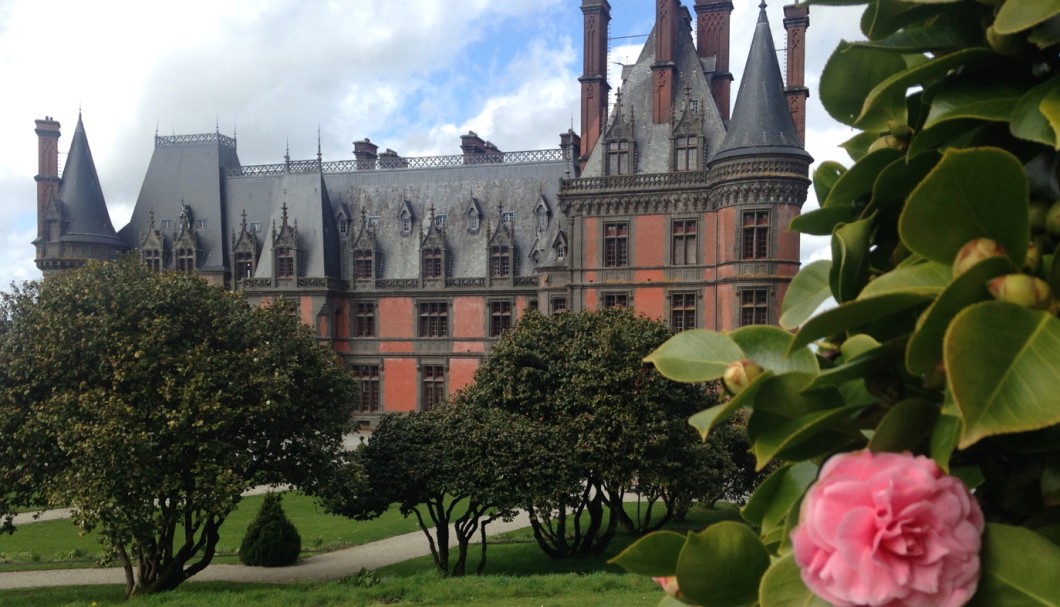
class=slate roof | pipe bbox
[711,4,812,163]
[56,115,125,248]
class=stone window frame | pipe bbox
[352,362,382,413]
[488,298,514,337]
[741,209,771,260]
[354,301,376,338]
[603,221,630,268]
[420,362,447,412]
[669,290,698,332]
[670,217,698,266]
[738,286,771,326]
[417,300,450,338]
[602,291,630,309]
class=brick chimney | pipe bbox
[652,0,678,124]
[694,1,734,120]
[353,138,378,170]
[579,0,610,170]
[34,117,61,241]
[784,4,810,144]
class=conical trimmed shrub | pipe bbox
[239,493,301,567]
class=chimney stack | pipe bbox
[353,138,379,170]
[783,4,810,144]
[651,0,678,124]
[34,117,62,241]
[694,1,734,120]
[579,0,611,170]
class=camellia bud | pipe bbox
[1024,242,1042,275]
[952,238,1006,277]
[987,274,1053,310]
[652,576,682,600]
[1029,199,1049,234]
[723,359,764,394]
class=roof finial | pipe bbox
[317,124,322,162]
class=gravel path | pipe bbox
[0,513,532,589]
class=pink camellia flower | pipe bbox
[791,450,984,607]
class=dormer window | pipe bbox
[276,246,295,278]
[607,140,632,175]
[143,248,162,272]
[353,249,374,280]
[422,247,443,279]
[501,211,514,226]
[469,214,480,232]
[675,135,700,172]
[402,217,412,235]
[367,216,380,232]
[490,245,511,278]
[234,251,254,278]
[434,214,448,229]
[176,247,196,272]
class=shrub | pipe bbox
[238,493,301,567]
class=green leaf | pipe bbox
[857,23,971,52]
[823,147,904,208]
[994,0,1060,34]
[899,147,1029,268]
[1010,78,1060,148]
[856,49,993,131]
[752,406,863,470]
[790,293,935,353]
[967,523,1060,606]
[840,129,882,162]
[741,461,819,548]
[730,326,820,375]
[946,302,1060,448]
[789,206,860,236]
[868,398,940,452]
[908,118,986,158]
[759,554,832,607]
[924,79,1028,130]
[858,260,950,299]
[812,161,846,205]
[831,216,875,303]
[780,260,834,330]
[930,412,962,473]
[645,330,744,383]
[609,530,686,577]
[676,522,771,607]
[906,256,1016,376]
[820,41,907,128]
[689,372,772,441]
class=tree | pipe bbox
[239,493,301,567]
[614,1,1060,605]
[0,257,355,596]
[460,308,716,557]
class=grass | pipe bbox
[0,492,424,570]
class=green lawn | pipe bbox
[0,492,423,570]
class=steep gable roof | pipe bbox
[56,114,125,247]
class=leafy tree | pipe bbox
[614,1,1060,605]
[461,308,716,557]
[0,258,355,596]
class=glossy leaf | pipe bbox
[967,523,1060,606]
[1010,78,1060,148]
[759,554,832,607]
[820,41,907,127]
[830,216,875,303]
[858,260,950,299]
[789,293,934,353]
[930,412,962,472]
[780,260,833,330]
[856,49,992,131]
[923,79,1028,130]
[945,302,1060,448]
[899,147,1029,268]
[812,161,846,205]
[742,461,819,548]
[676,522,771,607]
[858,23,971,51]
[645,330,744,383]
[823,147,903,208]
[868,398,940,452]
[688,372,772,441]
[730,325,820,375]
[789,205,859,236]
[994,0,1060,34]
[752,406,864,470]
[906,256,1016,376]
[609,530,686,577]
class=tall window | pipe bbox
[671,219,697,265]
[276,246,295,277]
[354,364,380,413]
[740,289,769,326]
[176,247,195,272]
[604,222,629,267]
[674,135,699,171]
[489,300,512,337]
[422,247,443,279]
[422,365,446,411]
[671,292,697,331]
[603,293,628,308]
[355,302,375,337]
[418,301,448,337]
[234,251,254,279]
[607,140,631,175]
[143,249,162,272]
[742,211,770,259]
[353,249,373,280]
[490,245,510,278]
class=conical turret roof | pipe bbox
[711,4,811,163]
[56,114,125,246]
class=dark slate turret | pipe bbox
[710,2,811,163]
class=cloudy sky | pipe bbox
[0,0,863,290]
